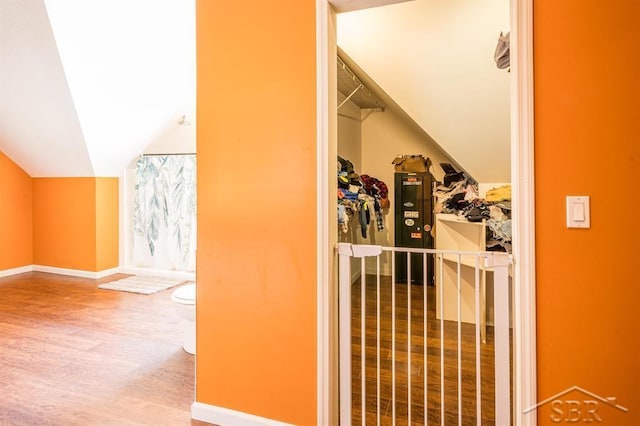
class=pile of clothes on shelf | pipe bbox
[337,156,389,238]
[433,163,512,252]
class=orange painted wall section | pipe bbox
[535,1,640,424]
[95,178,119,271]
[0,151,33,269]
[196,1,317,424]
[33,178,98,271]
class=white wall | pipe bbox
[338,97,459,275]
[338,0,511,183]
[337,94,362,172]
[360,107,457,274]
[142,119,196,156]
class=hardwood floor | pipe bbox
[351,275,509,425]
[0,272,209,426]
[0,271,508,425]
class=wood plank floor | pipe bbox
[351,275,510,426]
[0,271,509,425]
[0,272,209,426]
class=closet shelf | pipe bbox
[436,213,485,226]
[337,52,386,110]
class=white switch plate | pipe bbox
[566,196,590,228]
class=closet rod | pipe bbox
[338,84,363,110]
[337,54,385,110]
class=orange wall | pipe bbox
[535,1,640,424]
[0,151,33,269]
[95,178,119,271]
[32,177,118,272]
[196,1,318,424]
[33,178,97,270]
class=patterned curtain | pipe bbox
[133,155,196,271]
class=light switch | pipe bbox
[566,196,590,228]
[573,203,585,222]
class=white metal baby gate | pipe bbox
[337,243,512,425]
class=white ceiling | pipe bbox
[1,0,506,181]
[337,0,511,183]
[0,0,195,177]
[0,0,94,177]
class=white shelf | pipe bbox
[435,213,486,253]
[435,213,488,337]
[435,213,484,224]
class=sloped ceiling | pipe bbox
[0,0,195,177]
[337,0,511,183]
[0,0,94,177]
[1,1,506,181]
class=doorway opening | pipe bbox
[319,0,536,424]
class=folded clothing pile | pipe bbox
[433,164,512,252]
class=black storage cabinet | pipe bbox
[394,172,435,284]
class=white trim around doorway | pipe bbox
[317,0,537,424]
[511,0,536,424]
[316,1,332,425]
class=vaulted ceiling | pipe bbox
[0,0,507,183]
[0,0,195,177]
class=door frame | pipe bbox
[509,1,536,425]
[315,0,536,424]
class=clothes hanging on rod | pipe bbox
[337,156,389,237]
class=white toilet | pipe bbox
[171,283,196,354]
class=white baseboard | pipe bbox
[119,267,195,281]
[0,265,34,278]
[191,402,293,426]
[1,264,193,281]
[96,267,121,279]
[32,265,120,279]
